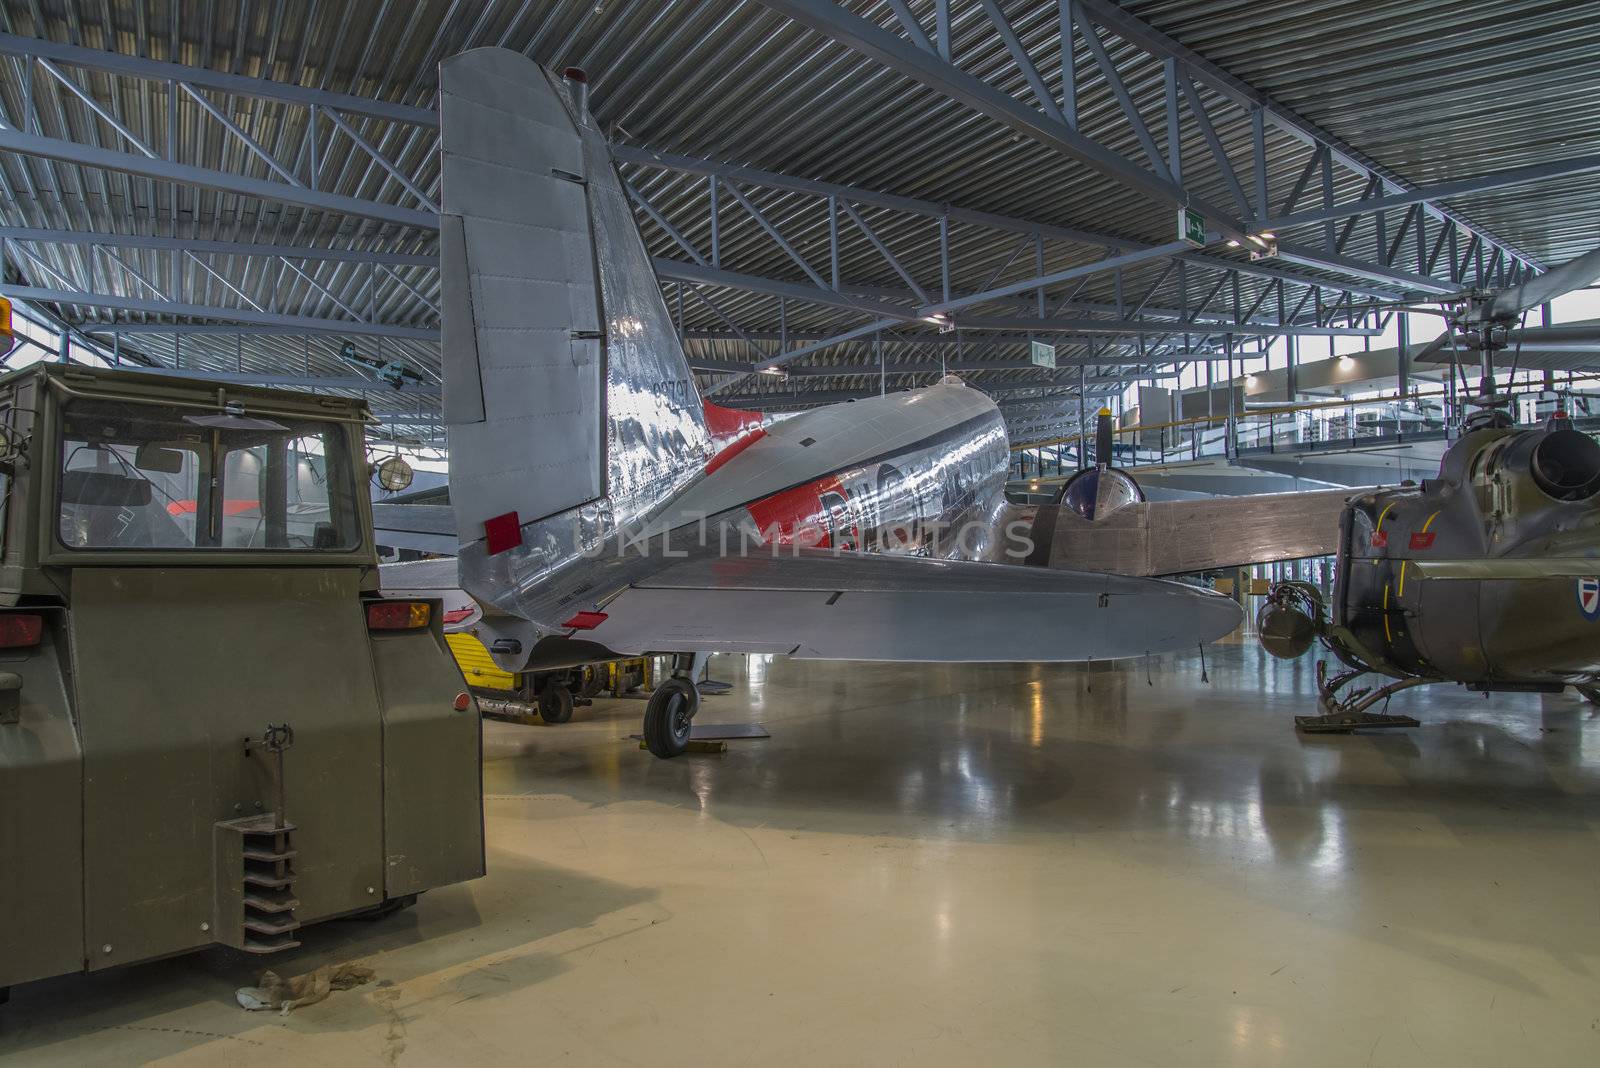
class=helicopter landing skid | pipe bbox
[1296,662,1425,733]
[1296,709,1421,733]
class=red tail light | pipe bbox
[0,614,43,648]
[453,692,472,712]
[367,601,431,631]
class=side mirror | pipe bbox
[134,443,184,473]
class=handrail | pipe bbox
[1011,375,1600,453]
[1010,391,1445,452]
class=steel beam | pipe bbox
[613,143,1122,250]
[1069,0,1542,271]
[754,0,1249,241]
[953,315,1376,338]
[1,285,438,339]
[73,321,440,338]
[133,368,439,394]
[1,228,438,266]
[1258,153,1600,235]
[624,146,1420,301]
[0,128,439,230]
[0,32,438,127]
[652,258,915,318]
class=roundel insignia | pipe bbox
[1579,577,1600,621]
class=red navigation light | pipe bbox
[0,614,43,648]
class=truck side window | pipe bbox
[58,399,361,552]
[0,405,9,557]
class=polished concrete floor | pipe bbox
[4,642,1600,1066]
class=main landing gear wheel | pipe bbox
[538,681,574,724]
[643,677,699,758]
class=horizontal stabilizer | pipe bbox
[371,502,458,555]
[1411,558,1600,580]
[573,550,1242,662]
[378,557,481,632]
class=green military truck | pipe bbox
[0,363,483,997]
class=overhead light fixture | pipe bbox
[1257,231,1276,240]
[1226,239,1241,248]
[759,366,787,376]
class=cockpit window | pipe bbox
[58,398,361,552]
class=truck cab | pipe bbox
[0,364,483,992]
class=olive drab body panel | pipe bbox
[71,568,387,967]
[0,609,83,988]
[0,364,484,992]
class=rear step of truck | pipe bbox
[236,818,302,954]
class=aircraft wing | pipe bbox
[574,549,1241,662]
[1028,487,1373,577]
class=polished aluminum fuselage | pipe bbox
[460,381,1014,670]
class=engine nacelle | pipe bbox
[1257,602,1317,660]
[1056,466,1144,521]
[1256,582,1324,661]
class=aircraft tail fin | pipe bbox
[439,48,709,550]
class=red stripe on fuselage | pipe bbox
[702,399,768,475]
[702,400,765,442]
[706,427,766,474]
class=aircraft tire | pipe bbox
[643,678,698,758]
[539,681,575,724]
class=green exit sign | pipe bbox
[1179,208,1206,247]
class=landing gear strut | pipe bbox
[1294,661,1425,733]
[642,652,704,758]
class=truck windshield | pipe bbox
[58,398,362,552]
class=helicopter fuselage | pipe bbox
[1329,422,1600,688]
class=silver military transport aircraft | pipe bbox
[385,48,1348,757]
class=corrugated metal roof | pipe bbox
[0,0,1593,426]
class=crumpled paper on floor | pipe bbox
[236,963,376,1014]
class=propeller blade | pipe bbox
[1487,245,1600,318]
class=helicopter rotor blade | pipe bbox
[1502,323,1600,351]
[1409,329,1455,365]
[1486,244,1600,319]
